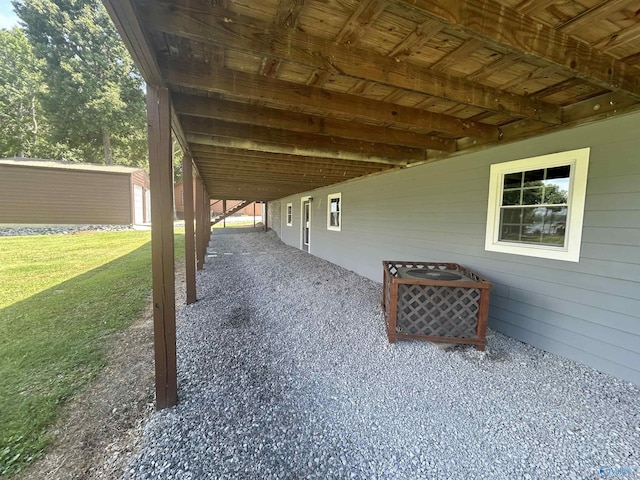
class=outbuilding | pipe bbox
[0,158,150,225]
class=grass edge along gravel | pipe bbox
[0,230,185,476]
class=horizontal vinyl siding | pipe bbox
[274,110,640,385]
[131,169,150,190]
[0,165,132,224]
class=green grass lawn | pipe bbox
[0,230,184,476]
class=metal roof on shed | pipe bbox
[0,158,146,175]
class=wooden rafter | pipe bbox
[181,115,425,162]
[163,64,500,139]
[557,0,629,32]
[186,133,410,165]
[189,145,391,173]
[514,0,555,16]
[390,0,640,97]
[142,1,561,123]
[172,93,455,151]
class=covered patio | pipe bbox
[124,231,639,479]
[101,0,640,409]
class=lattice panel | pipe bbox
[396,284,480,338]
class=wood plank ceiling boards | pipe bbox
[104,0,640,201]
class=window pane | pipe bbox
[523,169,544,186]
[543,166,570,204]
[543,184,569,204]
[499,222,522,242]
[500,206,566,246]
[501,208,522,224]
[546,165,571,180]
[503,172,522,189]
[502,190,520,205]
[522,187,543,205]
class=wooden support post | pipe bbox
[182,156,196,304]
[263,202,268,232]
[147,85,177,410]
[253,202,256,228]
[195,177,204,271]
[223,199,227,229]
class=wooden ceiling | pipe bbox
[104,0,640,201]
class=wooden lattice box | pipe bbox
[382,261,492,350]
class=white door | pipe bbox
[134,185,144,224]
[302,200,311,252]
[145,189,151,223]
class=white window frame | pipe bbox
[286,203,293,226]
[327,193,342,232]
[485,148,590,262]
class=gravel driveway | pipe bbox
[124,231,639,480]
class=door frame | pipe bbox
[300,196,311,252]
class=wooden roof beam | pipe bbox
[557,0,629,32]
[390,0,640,97]
[189,144,394,168]
[514,0,554,16]
[193,159,388,176]
[200,182,317,200]
[198,172,339,186]
[192,158,389,177]
[196,164,385,180]
[172,93,456,151]
[142,1,560,123]
[187,133,409,166]
[164,63,499,140]
[182,116,423,163]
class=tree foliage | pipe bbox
[0,27,47,157]
[5,0,147,166]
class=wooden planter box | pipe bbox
[382,261,492,350]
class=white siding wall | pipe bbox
[268,200,282,237]
[269,110,640,385]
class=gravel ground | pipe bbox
[124,232,640,480]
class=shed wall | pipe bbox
[271,110,640,385]
[0,165,134,225]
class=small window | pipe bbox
[485,148,589,262]
[327,193,341,231]
[286,203,293,226]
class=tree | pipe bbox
[0,27,47,157]
[13,0,147,165]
